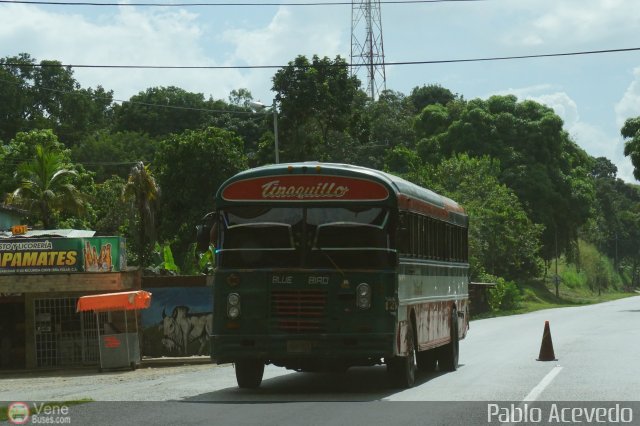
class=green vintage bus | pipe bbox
[205,162,469,388]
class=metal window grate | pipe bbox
[34,297,106,367]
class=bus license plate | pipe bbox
[287,340,312,353]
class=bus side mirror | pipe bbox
[196,224,210,252]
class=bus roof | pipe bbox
[216,162,467,226]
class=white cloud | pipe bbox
[0,5,258,100]
[222,7,345,66]
[503,0,640,48]
[530,92,579,128]
[525,92,616,160]
[0,4,347,102]
[615,67,640,128]
[221,6,345,100]
[569,121,620,162]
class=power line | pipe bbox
[2,46,639,121]
[0,76,267,115]
[3,47,640,71]
[0,159,146,167]
[0,0,485,7]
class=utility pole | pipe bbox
[272,99,279,164]
[615,231,618,271]
[250,100,279,163]
[555,226,559,298]
[351,0,387,99]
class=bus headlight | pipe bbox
[356,283,371,310]
[227,293,241,319]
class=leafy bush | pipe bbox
[486,276,522,311]
[579,240,622,292]
[560,265,585,289]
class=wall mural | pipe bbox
[141,287,213,357]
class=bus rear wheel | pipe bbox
[438,310,459,372]
[417,349,437,373]
[235,359,265,388]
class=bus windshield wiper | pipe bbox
[316,247,345,278]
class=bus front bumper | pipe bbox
[211,332,395,364]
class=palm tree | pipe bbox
[8,144,86,229]
[123,161,160,267]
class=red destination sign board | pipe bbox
[222,175,389,202]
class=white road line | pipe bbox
[523,366,563,402]
[499,366,563,426]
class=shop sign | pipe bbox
[0,237,126,274]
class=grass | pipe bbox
[474,240,640,320]
[0,398,93,422]
[473,277,638,320]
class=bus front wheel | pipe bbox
[387,322,417,388]
[235,359,265,389]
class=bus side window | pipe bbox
[397,213,410,255]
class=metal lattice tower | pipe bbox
[351,0,387,99]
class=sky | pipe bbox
[1,0,640,181]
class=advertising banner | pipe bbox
[0,237,126,274]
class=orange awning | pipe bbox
[76,290,152,312]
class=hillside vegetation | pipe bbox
[2,53,640,313]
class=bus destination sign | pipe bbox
[222,175,389,202]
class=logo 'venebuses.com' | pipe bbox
[7,402,30,424]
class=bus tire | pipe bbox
[438,309,459,372]
[417,349,437,373]
[235,359,265,389]
[387,322,417,388]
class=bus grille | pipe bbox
[271,290,327,333]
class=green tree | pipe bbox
[228,88,254,108]
[431,155,543,280]
[92,176,130,235]
[586,157,640,275]
[0,53,35,142]
[123,161,160,267]
[413,94,594,265]
[7,138,87,229]
[112,86,211,138]
[0,53,113,145]
[357,90,416,169]
[71,130,159,182]
[408,84,457,112]
[153,127,248,268]
[383,145,425,185]
[272,55,364,161]
[622,116,640,179]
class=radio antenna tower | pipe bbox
[351,0,387,99]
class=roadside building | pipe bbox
[0,228,139,370]
[0,204,28,230]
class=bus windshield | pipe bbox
[219,206,395,269]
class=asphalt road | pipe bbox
[2,295,640,425]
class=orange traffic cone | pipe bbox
[537,320,557,361]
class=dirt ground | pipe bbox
[0,358,223,402]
